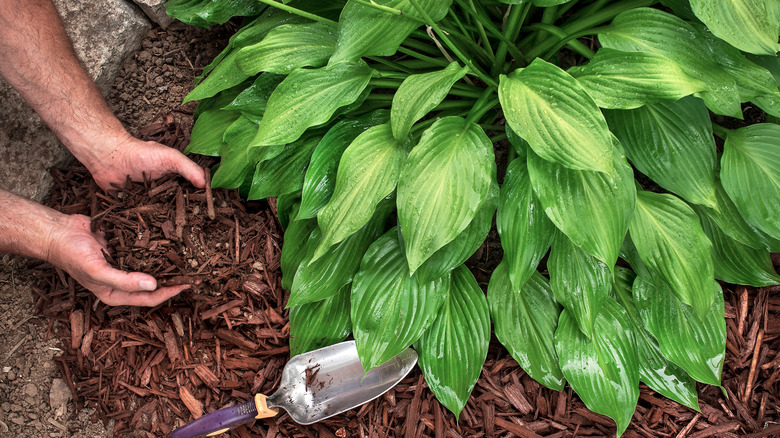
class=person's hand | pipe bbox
[46,214,189,306]
[82,133,206,191]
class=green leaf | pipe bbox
[497,157,555,290]
[699,214,780,287]
[415,181,498,284]
[184,50,250,104]
[628,191,714,319]
[549,232,612,338]
[276,191,302,230]
[690,0,780,55]
[352,230,450,371]
[330,0,452,64]
[251,61,373,147]
[748,54,780,117]
[604,96,717,208]
[398,117,496,274]
[288,199,392,307]
[236,22,338,76]
[289,284,352,356]
[721,124,780,240]
[691,176,780,252]
[488,262,564,390]
[499,59,614,173]
[599,7,743,118]
[314,124,407,259]
[633,275,725,387]
[165,0,265,27]
[611,268,700,411]
[391,62,468,141]
[416,265,490,420]
[298,110,390,220]
[186,108,241,156]
[527,143,636,268]
[222,74,285,122]
[212,116,263,189]
[281,214,317,291]
[248,134,320,200]
[555,299,639,437]
[569,48,707,109]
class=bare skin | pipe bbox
[0,0,206,306]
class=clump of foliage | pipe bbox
[166,0,780,434]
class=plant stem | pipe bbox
[397,47,450,67]
[711,123,731,139]
[454,0,527,65]
[523,0,656,59]
[468,0,495,58]
[525,23,597,59]
[489,132,508,143]
[370,79,403,88]
[491,4,530,76]
[534,5,559,45]
[408,0,499,88]
[465,89,497,125]
[254,0,337,26]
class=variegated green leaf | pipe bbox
[222,73,285,123]
[330,0,452,63]
[280,214,317,291]
[251,61,373,147]
[416,265,490,420]
[569,49,707,109]
[499,59,614,173]
[604,96,717,208]
[555,299,639,437]
[699,214,780,287]
[549,232,611,338]
[633,275,725,387]
[391,62,469,141]
[236,22,338,75]
[599,7,742,118]
[397,117,496,274]
[288,199,392,307]
[248,134,319,200]
[314,124,407,259]
[612,268,700,411]
[415,181,498,284]
[690,0,780,55]
[497,157,555,291]
[628,191,714,319]
[352,230,450,371]
[289,284,352,356]
[298,111,390,220]
[488,262,564,390]
[721,124,780,240]
[528,144,636,268]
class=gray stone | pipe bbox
[0,0,151,201]
[133,0,175,29]
[23,383,38,398]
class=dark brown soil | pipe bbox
[21,19,780,438]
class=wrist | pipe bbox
[0,189,69,262]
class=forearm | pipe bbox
[0,0,130,169]
[0,189,65,262]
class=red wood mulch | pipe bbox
[31,117,780,437]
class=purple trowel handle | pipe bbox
[169,399,258,438]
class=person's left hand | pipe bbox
[83,133,206,191]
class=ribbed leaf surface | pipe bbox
[690,0,780,55]
[417,265,490,420]
[628,191,714,319]
[499,59,613,173]
[352,231,450,370]
[488,263,563,390]
[397,117,496,274]
[236,22,337,75]
[289,284,352,356]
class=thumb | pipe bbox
[165,148,206,189]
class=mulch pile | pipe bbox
[31,117,780,437]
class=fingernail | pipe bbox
[140,280,156,291]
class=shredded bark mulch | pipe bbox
[32,118,780,437]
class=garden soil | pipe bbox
[1,20,780,438]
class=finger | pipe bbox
[91,264,158,293]
[161,147,206,189]
[97,284,190,307]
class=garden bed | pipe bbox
[18,19,780,438]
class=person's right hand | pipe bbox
[46,214,189,306]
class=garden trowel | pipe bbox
[169,340,417,437]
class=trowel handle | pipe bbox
[168,394,278,438]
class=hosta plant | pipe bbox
[166,0,780,435]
